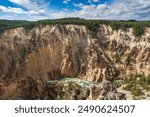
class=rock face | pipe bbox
[0,24,149,99]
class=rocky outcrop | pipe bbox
[0,24,149,99]
[0,77,125,100]
[45,78,125,100]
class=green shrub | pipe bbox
[124,74,150,96]
[146,75,150,85]
[133,87,142,96]
[112,80,124,88]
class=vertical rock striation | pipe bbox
[0,24,149,99]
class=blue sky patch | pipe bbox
[0,0,149,20]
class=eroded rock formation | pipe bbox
[0,24,149,99]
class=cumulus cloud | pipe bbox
[0,5,45,15]
[74,3,96,10]
[107,0,150,20]
[88,0,99,3]
[9,0,37,10]
[63,0,71,4]
[73,0,150,20]
[4,0,50,19]
[97,4,107,10]
[0,6,25,14]
[8,0,49,14]
[0,0,49,20]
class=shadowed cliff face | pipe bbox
[0,24,149,99]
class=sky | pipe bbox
[0,0,150,21]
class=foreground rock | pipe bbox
[0,77,125,100]
[45,78,125,100]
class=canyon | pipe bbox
[0,24,149,99]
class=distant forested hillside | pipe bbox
[0,18,150,37]
[0,20,30,32]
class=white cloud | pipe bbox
[97,4,107,10]
[9,0,49,11]
[88,0,99,3]
[63,0,71,4]
[0,5,44,15]
[1,0,150,20]
[73,0,150,20]
[9,0,36,10]
[0,0,50,20]
[74,3,96,10]
[0,5,25,14]
[107,0,150,20]
[8,0,49,16]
